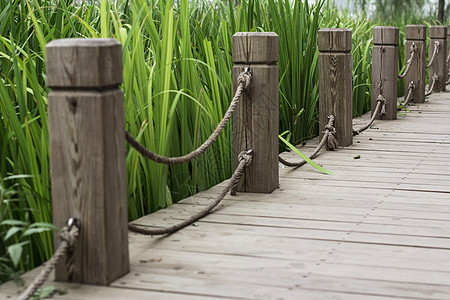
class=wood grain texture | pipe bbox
[47,39,129,285]
[429,37,447,92]
[232,33,279,193]
[371,28,399,120]
[372,26,399,45]
[318,52,353,146]
[405,25,427,40]
[46,39,122,89]
[232,32,278,64]
[318,28,352,52]
[232,65,279,193]
[429,25,447,39]
[405,40,426,103]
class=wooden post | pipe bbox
[429,26,447,92]
[232,32,279,193]
[371,26,399,120]
[405,25,427,103]
[318,28,353,147]
[46,39,129,285]
[447,24,450,81]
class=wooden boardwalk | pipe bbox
[2,91,450,299]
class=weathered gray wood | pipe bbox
[318,28,353,146]
[405,25,427,103]
[371,26,399,120]
[428,26,447,91]
[46,39,129,285]
[232,33,279,193]
[447,25,450,79]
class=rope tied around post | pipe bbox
[278,115,338,168]
[128,150,253,236]
[125,68,252,165]
[398,81,416,110]
[18,218,81,300]
[398,42,417,79]
[426,41,440,68]
[353,95,386,136]
[425,73,439,96]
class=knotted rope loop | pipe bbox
[125,69,252,165]
[377,94,387,116]
[398,81,416,110]
[398,42,417,79]
[18,218,81,300]
[353,96,385,136]
[426,41,440,68]
[237,67,252,89]
[425,74,438,97]
[129,150,253,235]
[238,149,253,167]
[278,115,338,168]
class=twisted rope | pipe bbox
[398,42,417,79]
[125,69,252,165]
[128,150,253,235]
[18,219,80,300]
[426,41,440,68]
[398,81,416,110]
[278,115,338,168]
[425,74,438,96]
[353,95,386,135]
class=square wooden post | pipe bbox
[405,25,427,103]
[232,32,279,193]
[372,26,399,120]
[318,28,353,147]
[429,26,447,92]
[46,39,129,285]
[447,24,450,81]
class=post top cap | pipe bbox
[318,28,352,52]
[373,26,399,45]
[429,26,447,39]
[46,38,123,89]
[232,32,279,64]
[405,25,427,40]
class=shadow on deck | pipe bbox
[2,91,450,300]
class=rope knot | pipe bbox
[408,81,416,90]
[237,68,252,89]
[377,94,387,115]
[434,41,440,52]
[59,218,80,249]
[410,42,417,54]
[432,73,439,81]
[238,149,253,167]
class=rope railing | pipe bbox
[128,150,253,235]
[125,69,252,165]
[398,42,417,79]
[426,41,440,68]
[398,81,416,110]
[353,95,386,135]
[18,218,80,300]
[278,115,338,168]
[425,74,439,96]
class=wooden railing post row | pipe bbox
[232,32,279,193]
[46,39,129,285]
[429,26,447,92]
[405,25,427,103]
[318,28,353,147]
[371,26,399,120]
